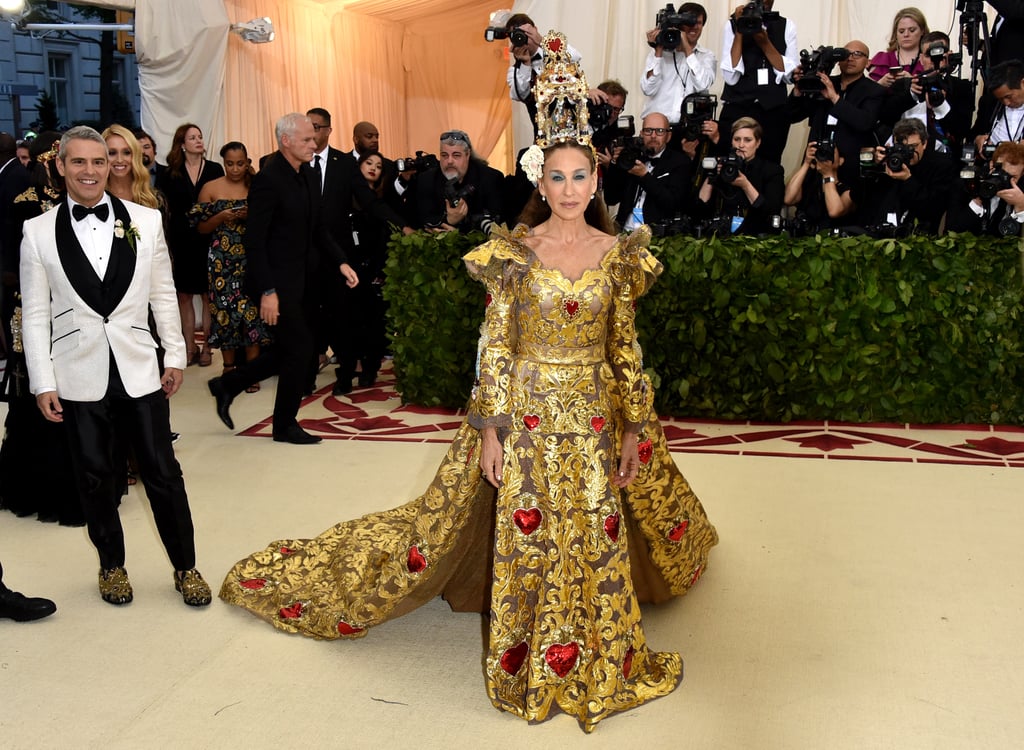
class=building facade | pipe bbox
[0,2,141,137]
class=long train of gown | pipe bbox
[220,227,718,731]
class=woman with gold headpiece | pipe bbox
[0,133,84,526]
[220,32,717,733]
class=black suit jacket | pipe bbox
[860,148,957,233]
[244,152,349,302]
[787,75,886,166]
[604,149,692,226]
[317,146,356,258]
[877,77,975,154]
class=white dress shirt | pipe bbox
[990,104,1024,145]
[68,196,115,279]
[311,145,329,193]
[719,17,799,88]
[640,45,718,123]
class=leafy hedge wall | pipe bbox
[385,230,1024,424]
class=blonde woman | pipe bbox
[102,124,162,210]
[869,7,928,86]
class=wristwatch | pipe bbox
[822,177,837,184]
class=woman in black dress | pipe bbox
[157,123,223,366]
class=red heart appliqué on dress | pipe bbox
[590,416,606,433]
[513,507,542,535]
[638,438,653,464]
[500,642,529,675]
[668,520,690,541]
[279,602,303,619]
[337,620,365,636]
[564,299,580,317]
[604,513,620,542]
[407,545,427,573]
[279,546,295,556]
[545,642,579,678]
[523,414,540,431]
[239,578,267,590]
[485,292,492,307]
[623,645,635,679]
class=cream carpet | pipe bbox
[2,358,1022,749]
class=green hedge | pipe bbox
[385,230,1024,424]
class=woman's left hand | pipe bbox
[612,431,640,488]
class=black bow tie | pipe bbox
[72,203,110,222]
[647,157,660,165]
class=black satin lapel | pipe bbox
[101,195,137,314]
[55,202,105,314]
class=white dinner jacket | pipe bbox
[20,194,186,401]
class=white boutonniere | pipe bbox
[520,144,545,186]
[114,219,141,253]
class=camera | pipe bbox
[678,92,718,141]
[703,150,744,185]
[395,151,439,173]
[981,141,998,160]
[443,177,476,208]
[796,46,851,96]
[915,70,948,107]
[884,142,917,172]
[615,137,648,169]
[484,10,529,47]
[653,3,699,51]
[814,131,837,163]
[593,112,635,150]
[649,214,692,237]
[733,0,779,35]
[978,162,1013,200]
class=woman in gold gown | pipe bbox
[220,32,717,733]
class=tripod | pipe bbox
[957,0,992,87]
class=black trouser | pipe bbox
[62,358,196,572]
[335,267,386,382]
[221,293,317,433]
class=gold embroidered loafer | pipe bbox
[98,567,133,605]
[174,569,212,607]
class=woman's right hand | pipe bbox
[480,427,503,487]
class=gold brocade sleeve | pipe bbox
[463,229,531,429]
[607,226,662,430]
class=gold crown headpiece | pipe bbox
[533,31,591,149]
[520,32,594,185]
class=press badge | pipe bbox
[826,114,838,127]
[730,215,744,233]
[757,67,770,86]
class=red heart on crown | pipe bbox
[337,620,365,636]
[279,602,303,619]
[604,513,620,542]
[523,414,540,431]
[623,645,635,679]
[239,578,267,590]
[590,416,606,433]
[548,37,562,53]
[545,642,579,678]
[668,520,689,541]
[500,642,529,675]
[513,507,542,535]
[564,299,580,317]
[407,545,427,573]
[638,439,653,464]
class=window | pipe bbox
[48,54,70,125]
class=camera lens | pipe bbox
[510,28,528,47]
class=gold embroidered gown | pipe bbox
[219,225,718,732]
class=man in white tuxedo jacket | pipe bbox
[19,126,211,607]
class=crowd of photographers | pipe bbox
[462,1,1024,240]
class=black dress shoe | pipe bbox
[357,372,377,388]
[0,585,57,622]
[332,379,353,396]
[272,424,322,444]
[208,377,235,430]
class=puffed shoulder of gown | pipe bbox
[219,224,717,639]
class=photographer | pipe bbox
[947,140,1024,236]
[861,117,957,234]
[603,112,692,231]
[640,3,717,128]
[787,40,885,171]
[878,32,974,155]
[783,140,857,232]
[718,0,799,163]
[405,130,504,233]
[973,59,1024,156]
[694,116,785,234]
